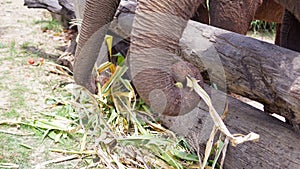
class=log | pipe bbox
[110,5,300,128]
[24,0,75,27]
[225,97,300,168]
[179,21,300,130]
[160,90,300,168]
[24,0,62,13]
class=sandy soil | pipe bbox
[0,0,67,115]
[0,0,75,167]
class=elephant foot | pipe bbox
[171,61,204,87]
[133,61,204,116]
[56,52,74,72]
[56,33,78,72]
[274,24,281,45]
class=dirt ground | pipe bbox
[0,0,66,115]
[0,0,78,168]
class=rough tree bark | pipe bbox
[179,20,300,130]
[160,90,300,169]
[224,97,300,168]
[162,22,300,165]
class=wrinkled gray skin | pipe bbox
[274,0,300,51]
[275,0,300,21]
[74,0,300,116]
[74,0,120,92]
[280,9,300,52]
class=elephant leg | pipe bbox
[209,0,262,35]
[280,9,300,52]
[74,0,121,93]
[253,0,284,45]
[254,0,284,23]
[129,0,204,116]
[274,0,300,22]
[191,2,209,24]
[274,23,281,45]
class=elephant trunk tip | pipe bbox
[133,61,204,116]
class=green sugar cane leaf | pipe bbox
[113,53,125,66]
[105,35,113,60]
[212,140,224,169]
[54,131,63,143]
[32,118,75,131]
[161,151,183,169]
[47,130,64,143]
[101,66,128,94]
[42,129,51,141]
[107,108,118,124]
[118,135,171,147]
[97,61,114,74]
[172,150,199,162]
[118,135,152,145]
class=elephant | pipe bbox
[74,0,300,116]
[268,0,300,52]
[74,0,121,92]
[209,0,283,34]
[185,0,300,52]
[254,0,284,45]
[193,0,284,44]
[280,9,300,52]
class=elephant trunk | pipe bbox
[74,0,120,92]
[129,0,203,116]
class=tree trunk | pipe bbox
[24,0,62,13]
[24,0,75,28]
[179,21,300,130]
[160,89,300,169]
[224,97,300,168]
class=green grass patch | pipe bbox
[10,84,27,106]
[250,20,276,34]
[9,40,16,57]
[34,19,63,33]
[3,83,29,118]
[4,109,20,118]
[0,42,7,49]
[0,133,31,168]
[20,41,31,49]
